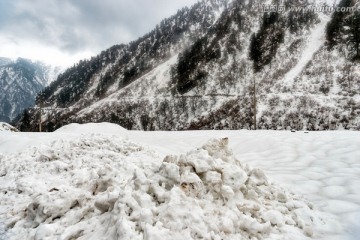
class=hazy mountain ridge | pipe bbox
[15,0,360,131]
[0,57,13,67]
[0,58,61,122]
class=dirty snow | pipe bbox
[0,123,360,240]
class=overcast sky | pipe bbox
[0,0,198,67]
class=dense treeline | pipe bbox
[249,12,285,72]
[172,7,244,94]
[326,0,360,60]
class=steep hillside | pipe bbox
[37,0,227,109]
[16,0,360,131]
[0,58,61,122]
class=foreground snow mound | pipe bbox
[0,122,18,132]
[111,138,323,239]
[0,134,158,240]
[0,136,324,239]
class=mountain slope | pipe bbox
[0,58,61,122]
[37,0,228,109]
[16,0,360,131]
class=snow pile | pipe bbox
[110,138,322,239]
[0,122,18,132]
[54,122,127,134]
[0,136,324,239]
[1,134,157,240]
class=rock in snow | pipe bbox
[0,134,325,239]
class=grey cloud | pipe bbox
[0,0,198,55]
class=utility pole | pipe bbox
[39,95,42,132]
[253,77,257,130]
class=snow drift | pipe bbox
[0,134,324,239]
[0,122,18,132]
[54,122,128,134]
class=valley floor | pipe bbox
[0,123,359,239]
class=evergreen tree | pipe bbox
[249,33,261,72]
[350,12,360,59]
[19,109,31,132]
[326,0,354,49]
[249,13,284,72]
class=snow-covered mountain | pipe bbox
[0,58,62,122]
[0,57,13,67]
[15,0,360,131]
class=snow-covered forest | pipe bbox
[14,0,360,132]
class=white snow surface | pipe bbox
[0,123,360,240]
[54,122,128,134]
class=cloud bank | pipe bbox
[0,0,198,66]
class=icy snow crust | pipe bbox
[0,132,324,239]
